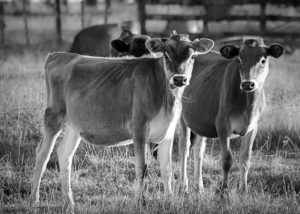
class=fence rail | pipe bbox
[145,0,300,6]
[138,0,300,38]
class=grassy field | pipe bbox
[0,41,299,213]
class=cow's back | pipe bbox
[70,24,119,57]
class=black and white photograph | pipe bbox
[0,0,299,213]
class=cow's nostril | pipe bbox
[241,81,256,92]
[172,75,188,87]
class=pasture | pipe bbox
[0,1,300,213]
[0,40,299,214]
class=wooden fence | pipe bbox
[137,0,300,38]
[0,0,111,45]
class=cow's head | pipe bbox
[145,31,214,88]
[220,37,284,93]
[111,29,151,57]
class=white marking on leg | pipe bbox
[158,137,173,196]
[193,135,206,190]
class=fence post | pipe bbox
[260,2,266,35]
[0,2,5,45]
[104,0,110,24]
[203,3,209,36]
[81,0,85,28]
[55,0,62,44]
[137,0,146,34]
[23,0,30,45]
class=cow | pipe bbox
[179,37,284,194]
[70,24,150,57]
[29,32,214,209]
[110,28,151,57]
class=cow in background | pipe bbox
[70,23,150,57]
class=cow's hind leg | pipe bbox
[239,125,257,193]
[30,108,65,204]
[192,135,207,191]
[56,125,81,210]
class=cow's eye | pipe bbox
[261,58,266,65]
[191,55,196,60]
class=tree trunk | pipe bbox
[137,0,146,34]
[104,0,110,24]
[23,0,30,45]
[81,0,85,28]
[55,0,62,44]
[0,3,5,45]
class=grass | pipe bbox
[0,44,299,213]
[1,4,300,209]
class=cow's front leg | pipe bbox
[216,117,233,194]
[216,136,233,194]
[158,136,174,196]
[192,135,207,191]
[239,125,257,193]
[178,117,191,193]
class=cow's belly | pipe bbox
[66,108,133,146]
[65,90,135,146]
[67,119,133,146]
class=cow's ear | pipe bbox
[118,29,133,41]
[193,38,214,54]
[267,44,284,58]
[146,38,164,53]
[111,39,130,53]
[220,45,239,59]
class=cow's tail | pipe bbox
[45,52,63,69]
[45,53,55,69]
[45,52,78,69]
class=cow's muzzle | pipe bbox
[170,74,188,87]
[240,80,258,92]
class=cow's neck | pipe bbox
[226,62,264,118]
[243,88,263,118]
[160,57,186,113]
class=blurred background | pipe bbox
[0,1,300,211]
[1,0,300,44]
